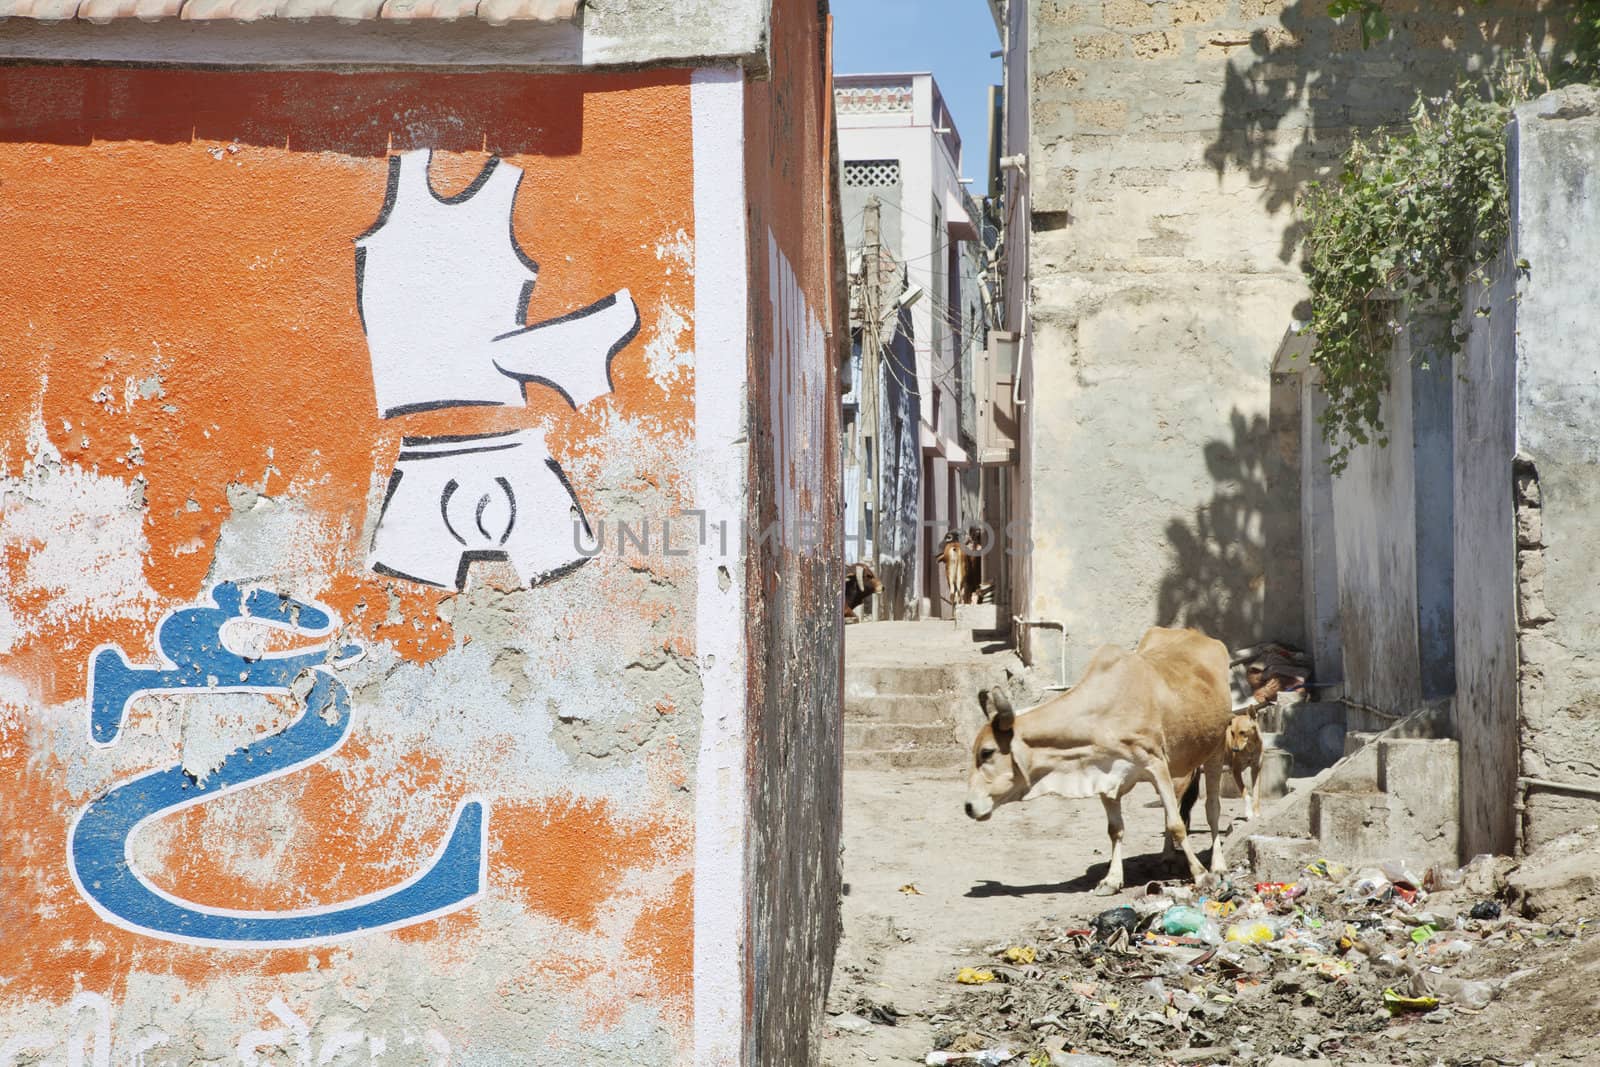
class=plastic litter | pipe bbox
[1470,900,1503,920]
[1381,857,1425,888]
[1002,945,1037,965]
[1409,923,1438,945]
[1089,906,1142,942]
[1050,1055,1118,1067]
[1423,938,1473,961]
[1383,987,1440,1014]
[1304,857,1348,880]
[1350,869,1392,900]
[1160,905,1208,935]
[955,967,997,985]
[1225,919,1277,943]
[925,1049,1014,1066]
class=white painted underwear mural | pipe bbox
[357,149,641,589]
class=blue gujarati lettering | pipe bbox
[70,582,485,946]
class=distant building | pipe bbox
[836,72,990,619]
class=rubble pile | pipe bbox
[918,856,1592,1067]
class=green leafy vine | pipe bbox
[1300,68,1543,473]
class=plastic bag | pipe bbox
[925,1049,1015,1066]
[1381,857,1425,888]
[1160,905,1208,935]
[1225,920,1277,943]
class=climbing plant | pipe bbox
[1300,65,1545,474]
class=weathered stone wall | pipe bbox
[1505,85,1600,852]
[742,0,845,1059]
[1023,0,1570,677]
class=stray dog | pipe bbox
[964,627,1232,893]
[939,532,970,608]
[1225,706,1265,821]
[844,562,882,622]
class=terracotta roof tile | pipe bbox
[77,0,182,21]
[0,0,81,19]
[377,0,477,19]
[0,0,575,20]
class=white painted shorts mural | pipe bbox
[357,149,641,591]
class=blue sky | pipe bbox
[831,0,1003,191]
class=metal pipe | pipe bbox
[1012,615,1069,690]
[1518,776,1600,799]
[1514,776,1600,857]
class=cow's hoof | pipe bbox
[1092,880,1120,897]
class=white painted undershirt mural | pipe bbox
[357,149,641,589]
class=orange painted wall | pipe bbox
[0,66,703,1061]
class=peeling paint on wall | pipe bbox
[0,65,719,1062]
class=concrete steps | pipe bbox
[842,694,956,724]
[843,647,1010,772]
[1246,722,1461,880]
[843,721,957,751]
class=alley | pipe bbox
[824,619,1188,1065]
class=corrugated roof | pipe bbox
[0,0,577,24]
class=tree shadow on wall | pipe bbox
[1158,394,1302,651]
[1202,0,1571,265]
[1157,410,1268,646]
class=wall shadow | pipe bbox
[1157,393,1303,652]
[1202,0,1571,265]
[1157,409,1270,647]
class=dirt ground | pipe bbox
[824,766,1600,1067]
[823,765,1209,1064]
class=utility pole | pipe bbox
[861,195,884,619]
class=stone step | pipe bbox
[1310,789,1389,857]
[843,721,958,752]
[845,747,967,772]
[1376,737,1460,862]
[844,664,987,699]
[1245,834,1321,882]
[1344,730,1381,758]
[844,693,967,723]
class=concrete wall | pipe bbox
[1507,85,1600,851]
[1329,326,1423,717]
[1021,0,1572,677]
[1299,368,1343,684]
[742,0,844,1058]
[1454,247,1518,858]
[1410,336,1457,702]
[0,31,840,1064]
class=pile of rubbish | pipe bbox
[920,855,1590,1067]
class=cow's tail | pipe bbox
[1178,773,1200,829]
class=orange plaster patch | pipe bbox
[492,796,686,932]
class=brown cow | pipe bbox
[843,562,882,622]
[964,627,1233,893]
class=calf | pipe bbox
[1225,707,1264,821]
[964,627,1233,893]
